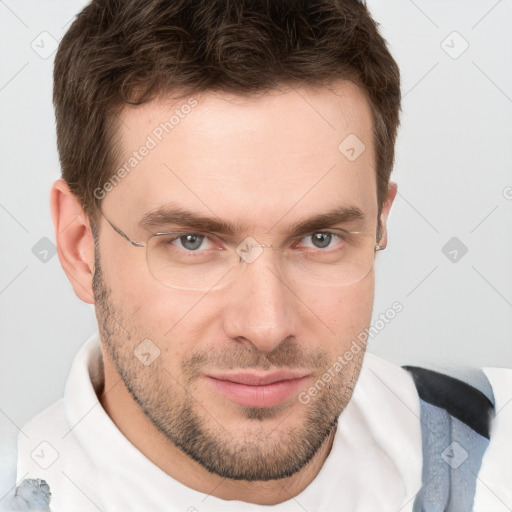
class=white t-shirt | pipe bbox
[11,335,512,511]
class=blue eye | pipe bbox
[299,232,342,250]
[175,234,206,251]
[309,232,333,249]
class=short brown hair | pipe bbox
[54,0,400,230]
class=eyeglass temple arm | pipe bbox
[103,215,146,247]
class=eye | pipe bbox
[298,231,344,250]
[171,233,214,252]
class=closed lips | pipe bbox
[207,370,310,385]
[205,371,311,408]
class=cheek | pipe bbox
[111,272,218,359]
[99,242,181,323]
[97,244,221,365]
[341,273,375,322]
[308,271,375,353]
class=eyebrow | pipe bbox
[139,203,366,236]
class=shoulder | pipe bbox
[394,361,512,511]
[355,351,421,420]
[402,364,494,438]
[0,399,66,512]
[356,351,420,413]
[474,366,512,510]
[16,398,68,481]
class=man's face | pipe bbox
[94,81,381,480]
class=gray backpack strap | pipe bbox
[402,366,495,512]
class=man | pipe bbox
[4,0,512,511]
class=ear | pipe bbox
[377,182,397,249]
[50,179,96,304]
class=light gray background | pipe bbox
[1,0,511,434]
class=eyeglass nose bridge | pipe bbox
[237,241,278,264]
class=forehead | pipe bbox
[105,81,377,233]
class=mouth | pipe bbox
[204,370,311,408]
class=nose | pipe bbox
[222,250,299,353]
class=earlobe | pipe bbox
[50,179,96,304]
[377,182,398,249]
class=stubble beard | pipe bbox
[92,248,364,481]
